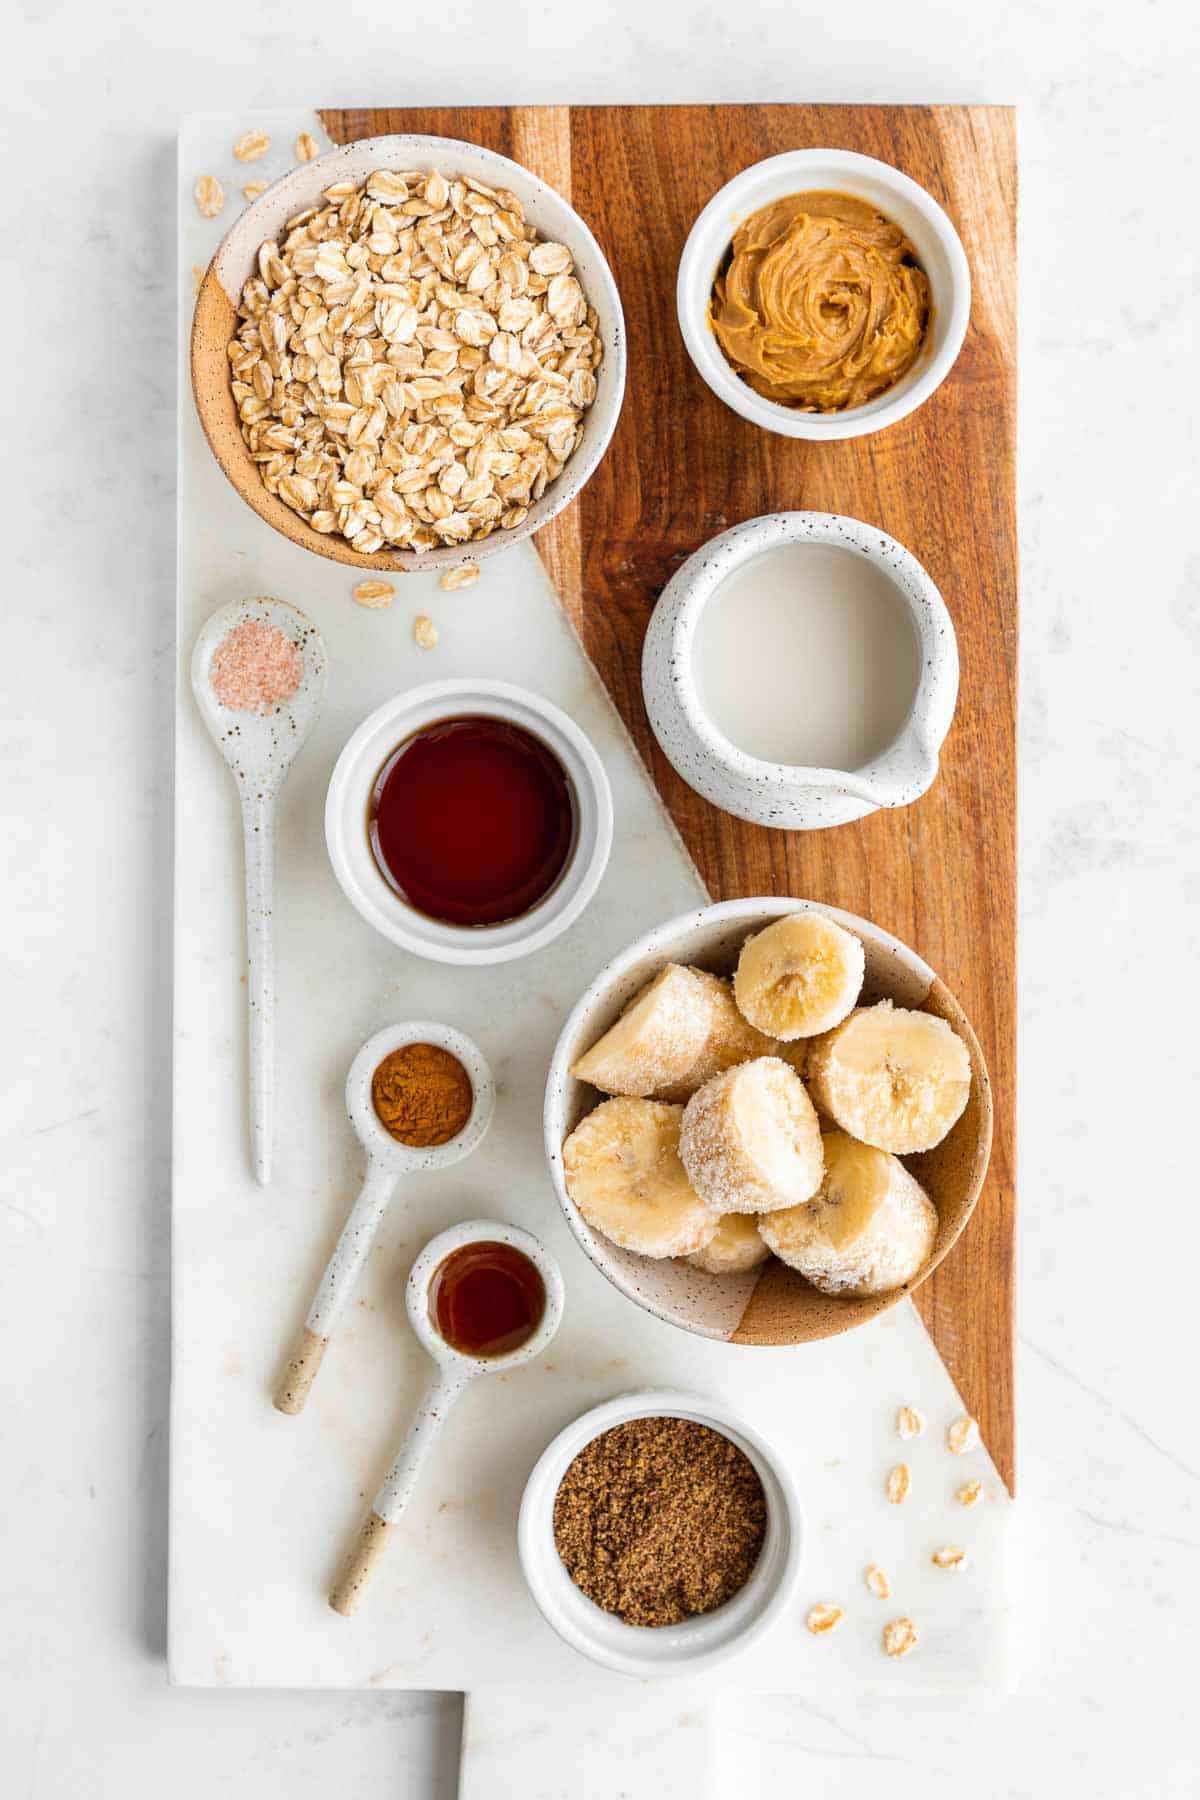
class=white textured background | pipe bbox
[3,2,1197,1795]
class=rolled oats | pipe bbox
[883,1617,918,1659]
[439,562,480,591]
[413,614,439,649]
[864,1564,891,1600]
[885,1463,911,1505]
[956,1479,985,1507]
[806,1603,844,1635]
[195,175,225,219]
[896,1405,925,1440]
[352,579,395,609]
[946,1415,980,1456]
[228,167,602,554]
[295,132,319,162]
[233,130,271,162]
[931,1545,968,1571]
[243,181,268,201]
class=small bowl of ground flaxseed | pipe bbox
[518,1389,802,1677]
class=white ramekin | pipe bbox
[641,510,959,830]
[677,148,970,441]
[518,1389,803,1678]
[325,678,613,965]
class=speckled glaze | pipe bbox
[544,898,992,1346]
[676,148,970,442]
[517,1389,802,1678]
[191,134,626,574]
[641,512,959,830]
[190,596,327,1184]
[304,1023,495,1344]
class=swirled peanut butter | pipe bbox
[710,192,931,412]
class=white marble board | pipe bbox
[170,111,1011,1696]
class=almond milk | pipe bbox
[693,543,921,770]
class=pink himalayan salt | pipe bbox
[210,619,303,715]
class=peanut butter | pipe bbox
[710,191,931,413]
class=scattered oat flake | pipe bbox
[440,562,481,592]
[883,1617,918,1659]
[210,619,303,714]
[897,1405,925,1440]
[806,1603,844,1636]
[864,1564,891,1600]
[243,181,268,201]
[194,175,224,219]
[233,130,271,162]
[295,132,319,162]
[352,580,395,610]
[885,1463,911,1505]
[932,1545,969,1571]
[957,1479,985,1508]
[947,1415,980,1456]
[413,615,439,649]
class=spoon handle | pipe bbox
[240,788,276,1185]
[330,1368,469,1616]
[273,1160,395,1414]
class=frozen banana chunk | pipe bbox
[806,1000,971,1154]
[562,1097,718,1259]
[570,964,720,1097]
[759,1129,937,1296]
[734,912,865,1040]
[655,969,790,1100]
[685,1211,771,1275]
[680,1056,824,1215]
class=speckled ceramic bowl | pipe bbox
[641,512,959,831]
[544,898,992,1347]
[191,133,626,574]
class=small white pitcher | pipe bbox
[641,512,959,831]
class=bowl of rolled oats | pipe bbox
[191,135,625,572]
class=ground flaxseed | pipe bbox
[551,1416,767,1628]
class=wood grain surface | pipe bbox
[321,105,1018,1492]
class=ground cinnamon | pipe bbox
[371,1042,473,1147]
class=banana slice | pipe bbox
[562,1097,718,1258]
[806,1000,971,1154]
[570,964,719,1097]
[656,969,791,1100]
[685,1212,771,1275]
[759,1129,937,1296]
[734,912,866,1040]
[680,1056,824,1215]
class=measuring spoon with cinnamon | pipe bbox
[273,1022,494,1415]
[329,1218,564,1617]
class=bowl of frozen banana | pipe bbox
[544,898,992,1346]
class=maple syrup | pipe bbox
[429,1240,546,1358]
[369,715,576,927]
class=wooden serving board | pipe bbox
[320,104,1018,1493]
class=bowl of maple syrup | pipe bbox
[326,678,613,965]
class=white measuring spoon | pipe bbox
[191,597,327,1186]
[274,1022,495,1415]
[329,1218,564,1617]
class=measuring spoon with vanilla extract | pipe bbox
[329,1220,564,1617]
[273,1022,494,1416]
